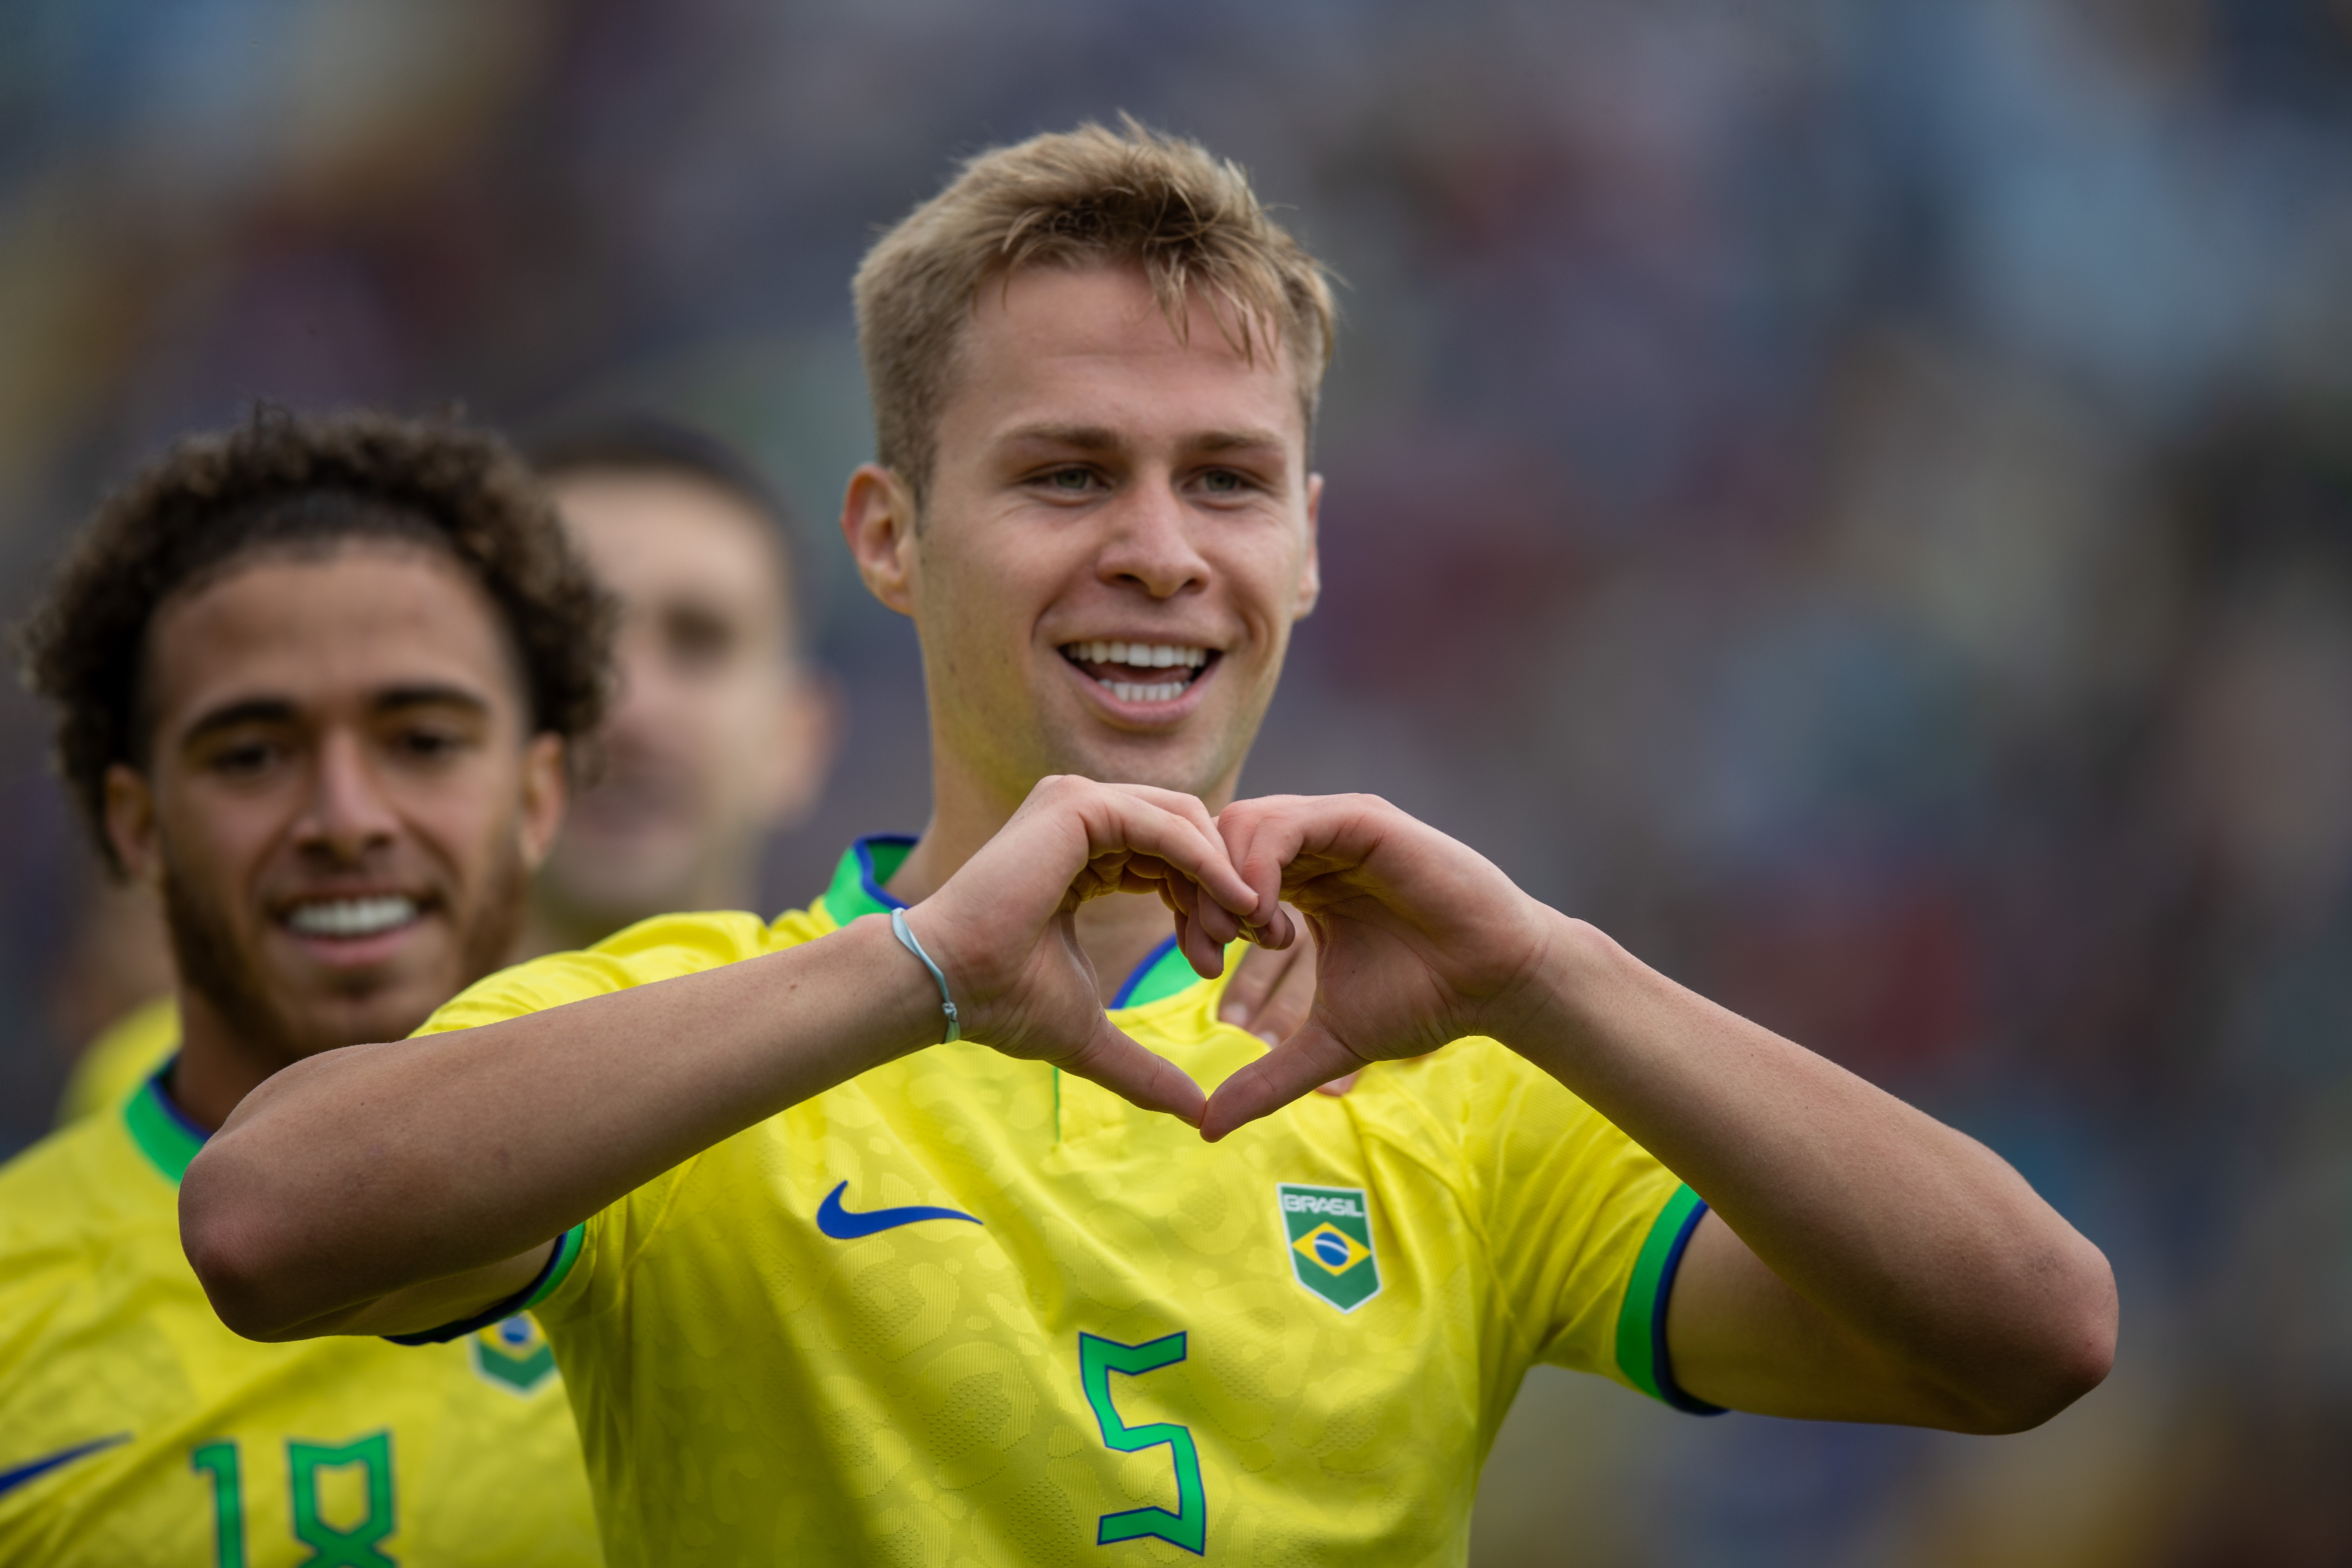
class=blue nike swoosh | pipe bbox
[0,1434,131,1498]
[815,1180,981,1240]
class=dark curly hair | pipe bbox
[17,406,616,873]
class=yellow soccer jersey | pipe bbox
[0,1068,602,1567]
[420,837,1718,1566]
[55,992,179,1125]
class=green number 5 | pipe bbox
[1078,1332,1205,1555]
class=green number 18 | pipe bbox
[191,1432,398,1568]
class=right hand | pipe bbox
[902,775,1284,1127]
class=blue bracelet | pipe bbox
[890,908,962,1044]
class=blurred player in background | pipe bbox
[189,125,2114,1564]
[0,410,605,1565]
[518,417,836,955]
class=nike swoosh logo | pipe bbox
[815,1180,981,1240]
[0,1434,131,1498]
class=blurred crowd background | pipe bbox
[5,0,2350,1562]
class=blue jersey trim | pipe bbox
[384,1224,583,1346]
[1108,934,1183,1009]
[1651,1196,1724,1415]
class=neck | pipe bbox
[168,989,294,1132]
[886,746,1237,1006]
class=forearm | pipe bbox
[183,914,940,1338]
[1509,914,2115,1429]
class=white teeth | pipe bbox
[1068,641,1209,669]
[287,895,418,938]
[1105,680,1188,703]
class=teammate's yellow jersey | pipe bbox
[55,992,179,1125]
[418,837,1718,1566]
[0,1067,602,1567]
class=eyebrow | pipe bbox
[997,422,1289,456]
[179,684,493,746]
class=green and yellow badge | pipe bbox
[470,1314,559,1395]
[1277,1183,1381,1312]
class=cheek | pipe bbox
[156,783,280,885]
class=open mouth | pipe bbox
[283,894,423,940]
[1059,640,1217,704]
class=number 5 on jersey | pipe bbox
[1078,1332,1204,1555]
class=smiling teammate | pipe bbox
[184,126,2116,1564]
[0,410,605,1564]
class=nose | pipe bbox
[1096,475,1210,600]
[293,729,400,864]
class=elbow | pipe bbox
[1950,1237,2120,1435]
[180,1146,320,1342]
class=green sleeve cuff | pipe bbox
[1612,1184,1726,1415]
[383,1224,585,1346]
[520,1224,585,1312]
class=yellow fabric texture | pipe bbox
[0,1087,602,1567]
[417,878,1686,1567]
[54,992,178,1126]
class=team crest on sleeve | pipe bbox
[470,1314,559,1395]
[1276,1184,1381,1312]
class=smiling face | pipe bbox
[846,264,1322,816]
[104,542,564,1064]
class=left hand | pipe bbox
[1200,794,1556,1139]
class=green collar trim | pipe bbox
[1109,934,1197,1011]
[123,1064,208,1185]
[818,835,916,925]
[816,836,1213,1011]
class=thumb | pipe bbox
[1200,1021,1368,1142]
[1059,1014,1207,1128]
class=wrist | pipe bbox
[845,913,964,1061]
[1482,911,1627,1071]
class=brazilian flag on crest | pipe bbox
[1277,1183,1381,1312]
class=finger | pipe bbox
[1213,799,1305,943]
[1216,936,1286,1030]
[1060,1014,1207,1127]
[1083,790,1258,925]
[1251,912,1318,1042]
[1313,1072,1362,1096]
[1199,1023,1367,1142]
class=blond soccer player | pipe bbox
[185,126,2116,1565]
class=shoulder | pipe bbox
[0,1118,147,1258]
[55,996,179,1127]
[419,904,832,1036]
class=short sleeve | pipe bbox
[1451,1044,1722,1412]
[413,909,780,1038]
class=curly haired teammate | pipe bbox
[185,126,2116,1565]
[0,411,606,1565]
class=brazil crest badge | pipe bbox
[1277,1183,1381,1312]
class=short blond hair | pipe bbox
[853,117,1338,499]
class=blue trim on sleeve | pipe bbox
[1651,1197,1727,1415]
[383,1225,579,1346]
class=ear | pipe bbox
[103,764,164,888]
[757,665,842,829]
[841,463,921,617]
[516,733,569,870]
[1293,472,1324,622]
